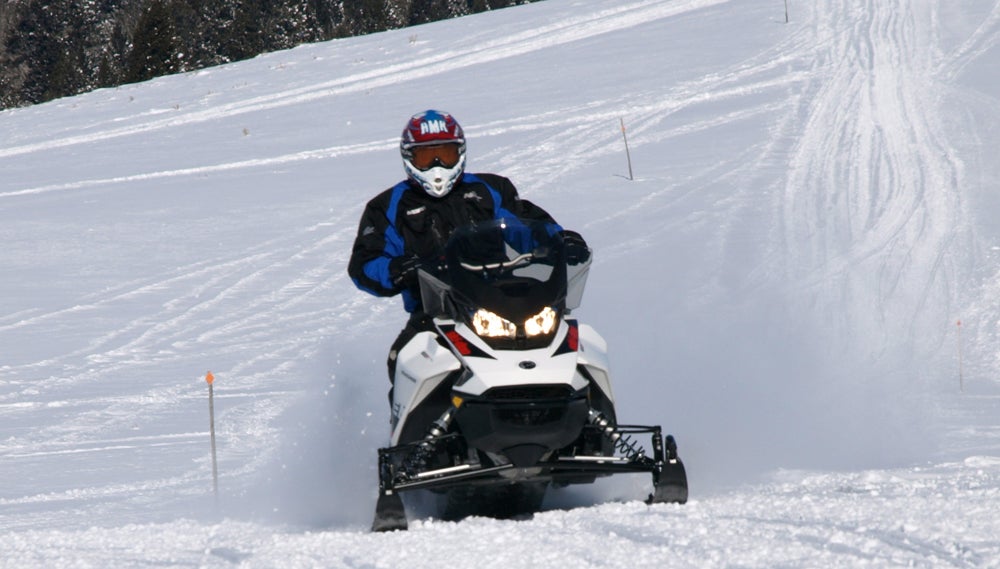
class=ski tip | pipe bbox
[372,492,408,532]
[648,458,688,505]
[371,516,408,532]
[647,484,689,505]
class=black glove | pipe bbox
[389,255,421,289]
[561,230,591,265]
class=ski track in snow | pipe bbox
[0,0,726,173]
[0,141,398,198]
[772,0,970,367]
[2,458,998,567]
[1,0,1000,565]
[0,201,377,527]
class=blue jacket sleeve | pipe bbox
[348,191,405,298]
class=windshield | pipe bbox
[445,219,567,324]
[417,219,565,322]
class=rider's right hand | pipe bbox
[390,255,422,289]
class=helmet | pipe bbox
[400,110,466,198]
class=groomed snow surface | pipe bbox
[2,0,1000,566]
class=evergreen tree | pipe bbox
[94,10,134,89]
[408,0,447,25]
[220,0,267,62]
[5,2,83,104]
[339,0,392,36]
[44,41,86,101]
[125,0,179,83]
[470,0,522,10]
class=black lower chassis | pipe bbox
[372,424,688,531]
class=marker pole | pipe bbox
[206,371,219,497]
[620,118,634,181]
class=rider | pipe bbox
[347,110,589,400]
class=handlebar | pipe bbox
[457,252,535,273]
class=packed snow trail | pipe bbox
[3,458,999,568]
[776,0,969,368]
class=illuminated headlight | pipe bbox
[524,306,558,336]
[472,309,517,338]
[471,307,559,340]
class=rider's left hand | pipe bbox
[561,230,591,265]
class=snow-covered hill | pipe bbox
[2,0,999,566]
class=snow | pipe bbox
[2,0,1000,566]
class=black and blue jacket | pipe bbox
[348,173,560,313]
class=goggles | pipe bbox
[409,143,461,170]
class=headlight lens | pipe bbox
[524,306,558,336]
[470,307,558,339]
[472,309,517,338]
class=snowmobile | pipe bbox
[372,219,687,531]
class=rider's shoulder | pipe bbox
[461,173,519,198]
[367,180,418,209]
[464,172,512,187]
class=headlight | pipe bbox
[472,309,517,338]
[524,306,557,336]
[471,307,558,339]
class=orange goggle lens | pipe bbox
[410,144,461,170]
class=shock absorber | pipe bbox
[397,406,458,481]
[587,409,648,462]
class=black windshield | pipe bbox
[442,219,568,323]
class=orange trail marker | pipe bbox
[206,371,219,498]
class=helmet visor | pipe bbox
[409,143,461,170]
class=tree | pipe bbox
[4,2,82,104]
[471,0,523,9]
[339,0,392,36]
[44,42,86,101]
[219,0,267,62]
[408,0,447,25]
[125,0,179,83]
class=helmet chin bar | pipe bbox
[405,154,466,198]
[423,171,451,198]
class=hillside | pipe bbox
[1,0,999,566]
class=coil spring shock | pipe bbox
[587,409,647,462]
[396,407,457,482]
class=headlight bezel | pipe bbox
[471,308,517,339]
[467,306,562,349]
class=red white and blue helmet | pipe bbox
[400,110,467,198]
